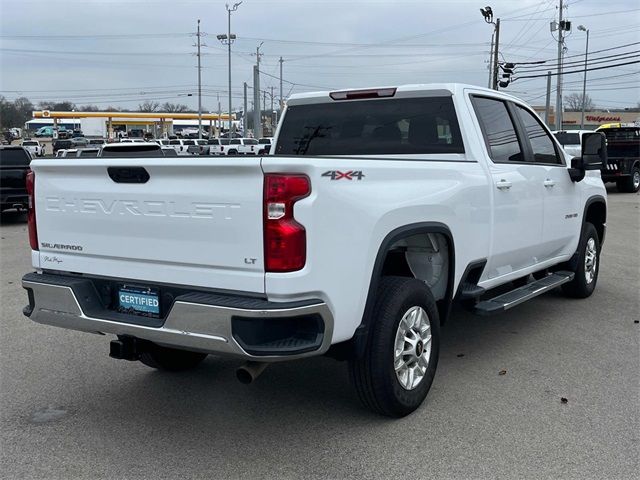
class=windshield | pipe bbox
[0,148,31,166]
[23,141,38,146]
[276,96,465,155]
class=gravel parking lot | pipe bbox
[0,188,638,480]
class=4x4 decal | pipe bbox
[322,170,365,181]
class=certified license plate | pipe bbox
[118,286,160,317]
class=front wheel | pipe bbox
[562,222,601,298]
[349,276,440,417]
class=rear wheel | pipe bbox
[617,165,640,193]
[349,276,440,417]
[561,222,600,298]
[139,343,207,371]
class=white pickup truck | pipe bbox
[21,140,44,157]
[21,84,607,417]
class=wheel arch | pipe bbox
[344,222,455,360]
[583,195,607,246]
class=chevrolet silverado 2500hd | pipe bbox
[22,84,608,417]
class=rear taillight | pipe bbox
[26,171,38,250]
[264,174,310,272]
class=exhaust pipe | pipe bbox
[236,361,269,384]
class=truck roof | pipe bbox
[287,83,523,106]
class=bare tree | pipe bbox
[138,101,160,112]
[38,100,76,111]
[565,93,594,112]
[79,104,100,112]
[161,102,190,113]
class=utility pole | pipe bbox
[492,18,501,90]
[545,71,552,126]
[488,30,495,88]
[253,42,263,138]
[243,82,248,135]
[196,19,203,139]
[480,7,499,90]
[217,2,241,135]
[217,93,221,138]
[279,56,284,111]
[555,0,564,130]
[269,86,274,134]
[253,66,261,138]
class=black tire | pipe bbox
[617,165,640,193]
[139,343,207,371]
[561,222,600,298]
[228,149,238,156]
[349,276,440,417]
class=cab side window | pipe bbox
[472,96,524,163]
[515,106,563,165]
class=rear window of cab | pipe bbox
[275,96,464,156]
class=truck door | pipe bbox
[513,105,581,260]
[471,96,545,280]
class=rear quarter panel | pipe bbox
[262,156,492,343]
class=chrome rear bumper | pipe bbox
[22,272,333,361]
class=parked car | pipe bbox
[596,125,640,192]
[59,149,78,157]
[160,146,178,156]
[186,139,209,155]
[35,126,55,137]
[206,138,230,155]
[257,137,274,155]
[76,148,100,157]
[52,139,73,153]
[168,139,195,156]
[22,140,45,157]
[70,137,89,148]
[21,83,607,417]
[552,130,594,158]
[227,137,258,155]
[0,146,31,212]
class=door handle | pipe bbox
[496,179,512,190]
[543,179,556,188]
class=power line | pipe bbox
[515,60,640,80]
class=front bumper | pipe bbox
[22,272,333,361]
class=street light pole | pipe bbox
[578,25,589,129]
[217,2,241,135]
[555,0,565,131]
[196,19,202,139]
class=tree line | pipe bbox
[0,96,197,129]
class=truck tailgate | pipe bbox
[31,157,265,293]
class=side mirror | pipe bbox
[581,132,607,170]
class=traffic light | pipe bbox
[498,62,515,88]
